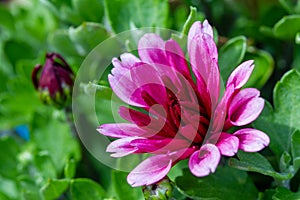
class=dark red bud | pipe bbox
[31,53,74,109]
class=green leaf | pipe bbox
[40,179,69,200]
[273,187,300,200]
[243,48,274,88]
[111,170,143,200]
[70,178,106,200]
[228,151,292,180]
[254,70,300,159]
[0,137,20,178]
[273,15,300,40]
[69,22,110,56]
[104,0,169,33]
[48,30,79,57]
[72,0,104,22]
[219,36,247,81]
[175,167,258,200]
[31,112,81,172]
[291,130,300,170]
[64,158,76,179]
[0,6,15,31]
[181,7,204,37]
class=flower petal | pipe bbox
[233,128,270,152]
[127,155,172,187]
[138,33,168,65]
[216,133,239,156]
[106,137,140,157]
[165,39,191,79]
[189,144,220,177]
[229,88,264,126]
[97,123,146,138]
[188,20,213,50]
[226,60,254,89]
[188,32,220,106]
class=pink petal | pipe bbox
[138,33,168,65]
[188,20,213,50]
[233,128,270,152]
[189,144,220,177]
[127,155,172,187]
[130,138,191,154]
[97,123,146,138]
[229,88,264,126]
[216,133,239,156]
[119,53,141,68]
[188,33,220,107]
[106,137,139,157]
[165,39,191,79]
[226,60,254,89]
[130,63,168,106]
[109,69,147,107]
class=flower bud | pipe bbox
[142,177,174,200]
[32,53,74,109]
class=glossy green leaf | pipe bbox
[273,15,300,39]
[70,178,106,200]
[291,130,300,170]
[243,48,274,88]
[40,179,69,200]
[273,187,300,200]
[254,70,300,158]
[219,36,247,81]
[111,170,143,200]
[229,151,292,180]
[104,0,169,33]
[181,7,204,36]
[175,167,258,200]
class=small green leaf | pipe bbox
[273,15,300,39]
[291,130,300,170]
[175,167,258,200]
[64,158,76,179]
[273,187,300,200]
[70,178,106,200]
[229,151,292,180]
[69,22,110,56]
[181,7,200,36]
[48,30,79,57]
[111,170,143,200]
[279,151,291,172]
[219,36,247,81]
[243,48,274,88]
[40,179,69,200]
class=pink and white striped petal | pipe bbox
[229,88,264,126]
[233,128,270,152]
[138,33,169,66]
[216,133,239,156]
[226,60,254,89]
[127,154,172,187]
[97,123,146,138]
[189,144,220,177]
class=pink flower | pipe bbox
[97,20,269,187]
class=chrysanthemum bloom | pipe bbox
[98,20,269,187]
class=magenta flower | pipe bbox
[97,20,269,187]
